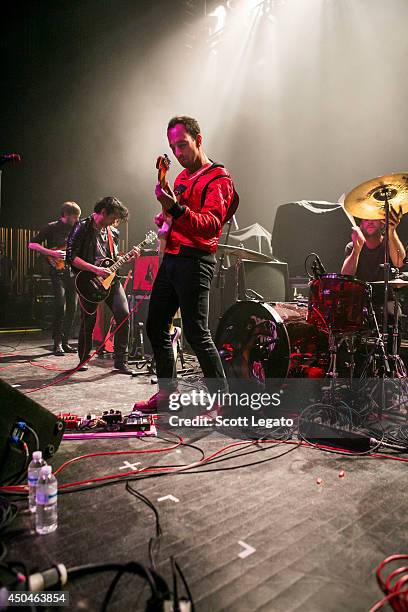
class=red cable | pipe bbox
[373,554,408,612]
[25,294,148,394]
[369,589,408,612]
[1,435,407,496]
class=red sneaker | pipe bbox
[133,389,176,414]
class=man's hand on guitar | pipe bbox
[92,266,111,278]
[155,182,176,211]
[131,246,140,259]
[52,250,66,260]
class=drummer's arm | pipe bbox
[341,227,365,275]
[341,249,360,276]
[388,228,406,269]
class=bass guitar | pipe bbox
[155,153,172,257]
[75,230,156,303]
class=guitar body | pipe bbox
[75,258,116,304]
[47,246,66,270]
[73,231,156,304]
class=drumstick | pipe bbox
[338,193,358,228]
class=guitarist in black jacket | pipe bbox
[66,196,139,374]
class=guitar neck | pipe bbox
[107,236,150,274]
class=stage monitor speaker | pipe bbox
[209,260,290,334]
[0,379,65,485]
[230,260,290,302]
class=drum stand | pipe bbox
[389,288,407,378]
[326,329,340,379]
[366,286,391,377]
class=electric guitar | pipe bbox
[46,246,66,270]
[156,154,172,257]
[75,230,156,303]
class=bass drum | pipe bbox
[215,301,328,384]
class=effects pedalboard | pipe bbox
[58,409,157,437]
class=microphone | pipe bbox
[0,153,22,166]
[315,254,326,275]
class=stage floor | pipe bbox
[1,331,407,611]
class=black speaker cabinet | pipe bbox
[209,260,290,334]
[0,379,65,485]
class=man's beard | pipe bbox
[362,228,382,240]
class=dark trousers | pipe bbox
[146,252,227,393]
[78,281,130,363]
[49,269,77,343]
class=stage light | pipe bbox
[207,4,227,35]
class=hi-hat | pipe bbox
[344,173,408,220]
[217,243,272,263]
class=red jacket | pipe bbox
[164,163,238,254]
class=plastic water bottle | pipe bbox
[35,466,58,535]
[27,451,47,513]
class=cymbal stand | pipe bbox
[366,285,390,377]
[389,287,407,378]
[379,187,392,348]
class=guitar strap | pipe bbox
[107,226,115,259]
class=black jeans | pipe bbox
[146,250,227,393]
[49,268,77,343]
[78,281,130,363]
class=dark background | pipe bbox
[1,0,408,263]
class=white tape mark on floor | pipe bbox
[119,461,141,471]
[238,541,256,559]
[157,495,180,503]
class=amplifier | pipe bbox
[133,255,159,294]
[0,379,65,485]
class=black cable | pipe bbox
[2,442,30,486]
[68,562,160,598]
[0,329,28,353]
[125,482,162,570]
[101,566,128,612]
[0,496,19,532]
[171,556,179,612]
[174,560,195,612]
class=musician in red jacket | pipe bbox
[135,116,239,412]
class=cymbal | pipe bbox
[217,243,273,263]
[371,279,408,289]
[344,173,408,220]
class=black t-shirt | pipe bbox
[32,219,76,272]
[344,240,396,305]
[95,228,110,265]
[344,241,387,283]
[32,220,73,250]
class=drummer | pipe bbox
[341,210,405,283]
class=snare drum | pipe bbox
[307,274,369,334]
[215,301,328,383]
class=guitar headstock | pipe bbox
[156,154,171,187]
[142,230,158,248]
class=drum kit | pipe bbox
[215,173,408,385]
